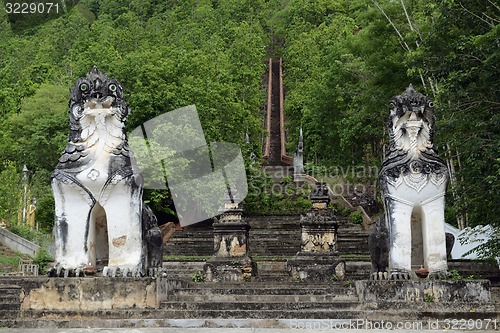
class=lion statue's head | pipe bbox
[56,67,131,171]
[380,85,447,180]
[388,85,434,155]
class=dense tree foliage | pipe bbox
[418,0,499,256]
[0,0,497,256]
[276,0,498,256]
[0,0,268,227]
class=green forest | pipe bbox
[0,0,498,258]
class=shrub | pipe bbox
[424,294,434,303]
[192,270,205,282]
[349,210,363,224]
[33,247,54,274]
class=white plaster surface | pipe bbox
[52,104,144,273]
[446,223,496,260]
[384,177,448,274]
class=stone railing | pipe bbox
[263,58,272,159]
[0,227,40,256]
[279,58,292,165]
[18,259,39,276]
[263,58,292,165]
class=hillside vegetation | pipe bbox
[0,0,497,257]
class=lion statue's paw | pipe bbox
[102,266,143,277]
[428,270,450,280]
[389,270,412,280]
[48,263,85,277]
[370,271,388,280]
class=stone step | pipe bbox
[162,260,374,280]
[168,294,357,302]
[250,231,301,235]
[0,310,20,320]
[157,303,499,320]
[166,228,378,235]
[492,286,500,303]
[171,284,354,295]
[163,262,206,270]
[4,314,500,329]
[0,295,22,304]
[0,285,22,294]
[0,300,21,309]
[0,285,21,318]
[250,248,298,257]
[346,261,372,280]
[247,215,300,228]
[254,274,293,282]
[255,262,292,281]
[255,261,287,271]
[16,305,498,321]
[160,301,360,311]
[164,215,370,257]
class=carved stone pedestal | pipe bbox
[287,182,345,282]
[203,195,253,282]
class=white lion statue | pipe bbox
[50,67,163,277]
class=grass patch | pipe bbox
[0,245,29,273]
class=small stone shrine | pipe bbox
[370,85,449,280]
[204,190,253,281]
[287,182,345,281]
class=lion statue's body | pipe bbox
[372,85,449,280]
[51,67,162,277]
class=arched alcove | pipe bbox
[88,203,109,266]
[410,205,424,267]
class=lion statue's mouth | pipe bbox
[85,96,115,110]
[395,110,424,130]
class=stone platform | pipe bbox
[356,279,491,303]
[2,328,499,333]
[0,276,498,329]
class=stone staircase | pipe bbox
[0,284,21,320]
[2,278,498,329]
[164,224,214,257]
[164,213,371,282]
[165,215,370,259]
[163,261,206,280]
[163,259,371,283]
[247,215,300,257]
[160,281,360,319]
[254,261,290,282]
[265,60,288,167]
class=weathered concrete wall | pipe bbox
[0,228,40,256]
[19,277,159,310]
[355,280,491,303]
